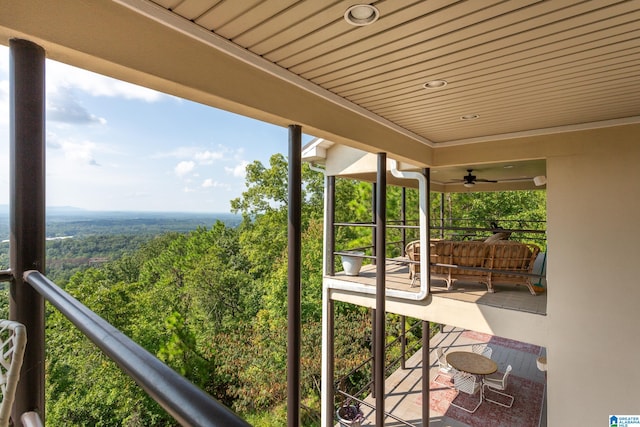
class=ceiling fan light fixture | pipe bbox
[344,4,379,26]
[463,182,475,188]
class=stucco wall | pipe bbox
[546,135,640,425]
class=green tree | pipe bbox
[41,152,547,426]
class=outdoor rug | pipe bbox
[422,375,544,427]
[461,330,542,355]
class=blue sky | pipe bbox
[0,45,312,213]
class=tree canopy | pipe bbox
[39,154,546,426]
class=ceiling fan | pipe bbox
[459,169,497,188]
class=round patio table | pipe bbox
[446,351,497,375]
[446,351,498,412]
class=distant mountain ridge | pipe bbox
[0,207,241,241]
[0,204,87,214]
[0,204,233,216]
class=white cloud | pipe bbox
[0,47,7,74]
[202,178,226,188]
[195,150,224,164]
[47,136,103,166]
[47,88,107,125]
[225,160,249,178]
[233,147,246,159]
[153,146,226,161]
[0,79,8,127]
[151,146,199,159]
[175,161,195,177]
[0,46,286,213]
[46,60,163,102]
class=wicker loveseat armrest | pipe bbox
[486,241,541,295]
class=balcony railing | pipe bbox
[334,317,424,427]
[331,221,547,279]
[21,271,250,427]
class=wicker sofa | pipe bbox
[406,239,541,295]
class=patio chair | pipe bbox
[472,343,493,359]
[0,320,27,427]
[451,372,482,413]
[433,348,457,387]
[405,240,420,287]
[482,365,514,408]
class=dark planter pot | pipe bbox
[336,404,364,427]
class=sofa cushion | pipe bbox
[483,232,510,243]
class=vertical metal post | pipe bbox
[371,182,376,265]
[287,124,302,427]
[440,193,445,239]
[375,153,387,426]
[327,176,336,276]
[422,321,430,425]
[400,315,406,370]
[324,298,335,426]
[423,168,431,426]
[370,308,375,398]
[400,316,407,369]
[9,38,46,426]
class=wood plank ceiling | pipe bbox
[150,0,640,144]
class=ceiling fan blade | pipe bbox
[475,178,498,183]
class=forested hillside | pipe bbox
[0,212,241,283]
[5,154,545,426]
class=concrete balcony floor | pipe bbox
[357,327,547,426]
[332,261,546,315]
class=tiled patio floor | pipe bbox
[355,327,547,427]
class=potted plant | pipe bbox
[336,400,365,427]
[340,251,365,276]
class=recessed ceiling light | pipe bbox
[344,4,380,26]
[423,80,448,89]
[503,165,514,169]
[461,114,479,121]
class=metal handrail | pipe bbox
[23,271,250,427]
[334,321,421,390]
[0,270,11,282]
[334,250,405,261]
[434,225,546,234]
[333,223,546,234]
[337,238,406,254]
[346,338,421,401]
[333,222,419,230]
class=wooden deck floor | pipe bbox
[354,327,547,426]
[332,261,546,315]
